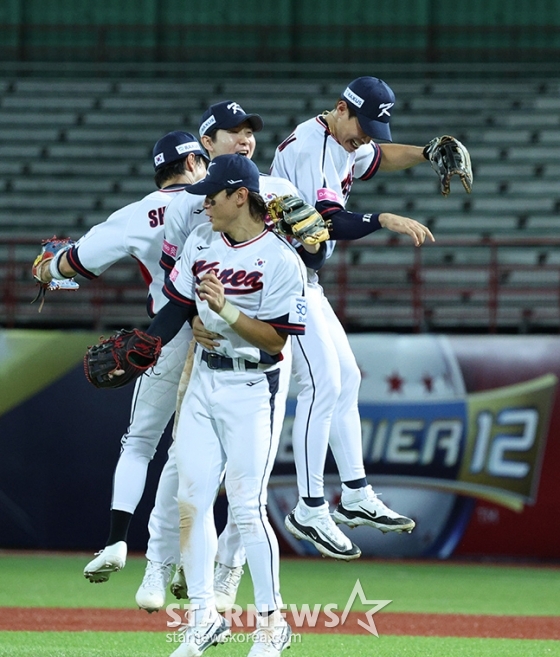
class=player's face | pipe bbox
[206,122,256,159]
[334,102,373,153]
[203,189,238,232]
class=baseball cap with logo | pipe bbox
[342,77,396,142]
[152,131,207,171]
[199,101,264,137]
[184,154,261,196]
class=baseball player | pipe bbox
[32,131,208,607]
[143,154,304,657]
[211,81,434,571]
[269,76,442,556]
[136,100,330,613]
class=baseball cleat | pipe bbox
[333,485,416,533]
[135,560,174,613]
[83,541,127,583]
[284,500,361,561]
[169,612,231,657]
[248,609,292,656]
[213,563,244,613]
[170,565,188,600]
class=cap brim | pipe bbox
[226,113,264,133]
[183,179,226,196]
[357,114,392,142]
[246,114,264,132]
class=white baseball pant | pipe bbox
[175,354,284,619]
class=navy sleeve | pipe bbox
[66,245,97,280]
[316,199,382,240]
[146,300,195,346]
[296,242,327,270]
[159,250,175,272]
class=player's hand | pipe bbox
[192,315,223,351]
[197,272,226,314]
[379,213,435,247]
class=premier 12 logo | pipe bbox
[277,374,556,511]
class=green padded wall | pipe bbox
[2,0,560,63]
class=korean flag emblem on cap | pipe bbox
[154,153,165,167]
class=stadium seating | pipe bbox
[1,75,560,332]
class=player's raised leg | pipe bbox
[320,295,415,534]
[84,327,190,583]
[286,284,361,560]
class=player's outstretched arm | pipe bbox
[378,144,426,171]
[379,213,435,247]
[198,272,287,355]
[32,239,77,284]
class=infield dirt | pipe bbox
[1,607,559,639]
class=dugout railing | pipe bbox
[2,236,560,334]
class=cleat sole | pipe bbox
[285,515,361,561]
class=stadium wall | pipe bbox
[1,329,558,560]
[1,0,560,64]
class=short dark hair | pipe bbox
[247,190,267,221]
[224,188,266,222]
[154,154,206,188]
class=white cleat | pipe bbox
[135,560,174,613]
[170,565,188,600]
[213,563,244,613]
[83,541,127,583]
[169,612,231,657]
[333,485,416,533]
[248,609,292,656]
[284,500,361,561]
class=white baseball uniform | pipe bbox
[69,185,192,556]
[145,174,304,568]
[270,116,383,497]
[165,221,307,616]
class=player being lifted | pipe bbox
[270,76,471,555]
[31,132,208,597]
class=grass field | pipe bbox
[1,552,559,656]
[1,632,559,657]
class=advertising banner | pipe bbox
[267,335,558,559]
[1,330,558,558]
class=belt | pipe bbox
[201,350,259,371]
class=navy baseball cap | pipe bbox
[199,101,264,137]
[152,131,207,171]
[342,77,396,142]
[183,154,261,196]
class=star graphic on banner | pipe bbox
[386,372,404,393]
[340,579,392,637]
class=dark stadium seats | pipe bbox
[2,75,560,331]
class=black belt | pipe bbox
[201,350,259,371]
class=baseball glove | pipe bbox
[267,195,330,245]
[31,236,79,311]
[423,135,473,197]
[84,329,162,389]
